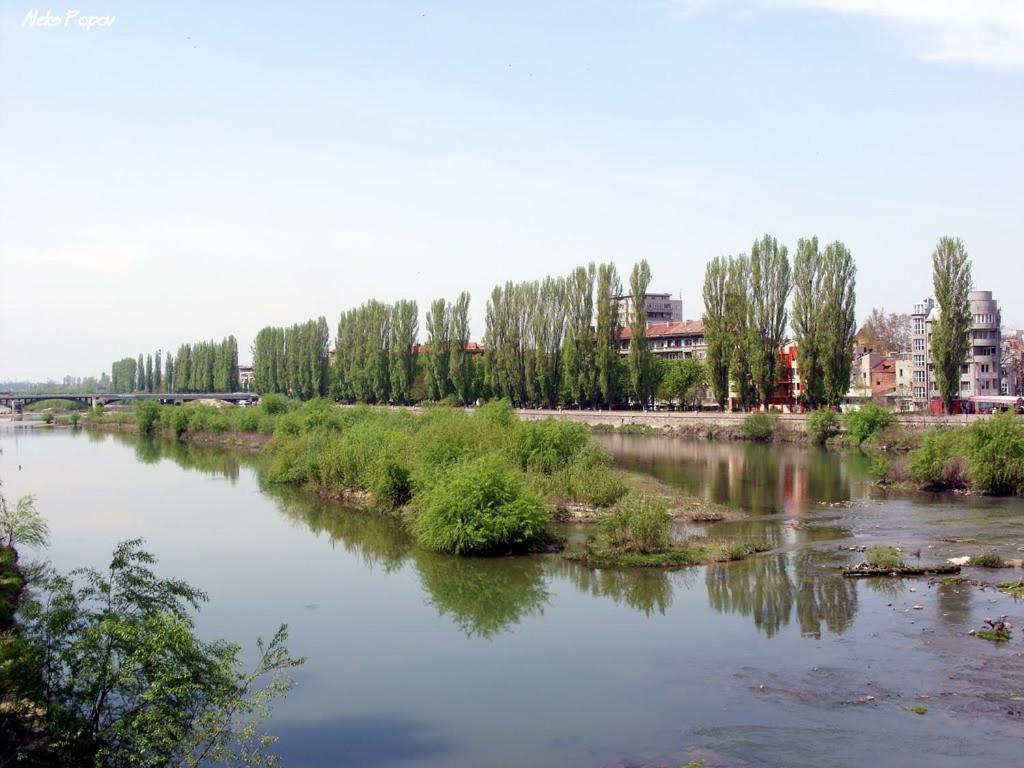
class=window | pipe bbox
[913,338,924,351]
[913,354,925,366]
[981,364,990,373]
[914,370,926,383]
[914,386,926,399]
[913,318,925,335]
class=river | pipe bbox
[2,425,1022,767]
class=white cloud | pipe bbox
[673,0,1024,70]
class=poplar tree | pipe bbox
[627,260,653,406]
[388,300,419,404]
[449,293,473,405]
[595,262,622,409]
[727,255,755,410]
[702,256,730,410]
[154,350,162,392]
[425,298,451,401]
[791,237,824,408]
[137,354,145,392]
[930,236,972,414]
[145,354,153,392]
[820,242,857,407]
[563,265,596,407]
[531,277,567,408]
[748,235,791,409]
[165,353,174,394]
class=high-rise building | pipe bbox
[614,293,682,325]
[910,291,1002,409]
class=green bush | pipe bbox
[236,407,262,432]
[741,412,777,442]
[868,454,891,482]
[69,412,80,427]
[842,404,895,445]
[908,429,965,489]
[806,409,840,444]
[511,419,590,474]
[369,458,413,509]
[169,407,190,438]
[596,494,673,554]
[965,412,1024,496]
[410,453,550,555]
[134,400,161,435]
[259,393,291,415]
[972,552,1008,568]
[866,545,903,570]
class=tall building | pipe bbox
[910,291,1002,409]
[615,293,682,325]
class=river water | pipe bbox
[2,425,1023,767]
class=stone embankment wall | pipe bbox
[513,408,983,431]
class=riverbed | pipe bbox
[2,425,1022,767]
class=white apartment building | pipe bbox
[910,291,1002,409]
[614,293,682,325]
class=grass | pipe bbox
[904,706,928,715]
[977,628,1012,642]
[866,545,903,570]
[999,579,1024,599]
[566,495,768,568]
[971,552,1009,568]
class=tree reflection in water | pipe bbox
[415,552,550,639]
[597,435,873,514]
[268,484,413,574]
[706,552,857,639]
[114,433,243,482]
[545,557,690,617]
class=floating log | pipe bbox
[843,563,961,578]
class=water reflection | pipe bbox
[706,552,857,639]
[546,557,684,616]
[598,435,874,514]
[101,432,244,482]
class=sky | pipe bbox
[1,0,1022,381]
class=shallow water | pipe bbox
[2,425,1023,767]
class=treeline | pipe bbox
[483,263,631,407]
[252,318,330,399]
[109,337,239,394]
[703,234,857,411]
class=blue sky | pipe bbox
[1,1,1022,380]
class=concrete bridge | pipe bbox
[0,392,259,413]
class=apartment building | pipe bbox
[614,293,682,325]
[1003,330,1023,396]
[910,291,1002,409]
[618,320,706,360]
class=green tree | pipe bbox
[530,277,566,409]
[749,235,792,409]
[154,350,162,392]
[820,241,858,407]
[388,300,419,404]
[791,237,823,408]
[627,260,654,406]
[425,298,450,401]
[0,491,48,549]
[145,354,154,392]
[137,354,145,392]
[726,255,755,410]
[930,236,972,414]
[19,539,303,767]
[659,358,707,408]
[563,265,596,407]
[702,255,730,410]
[449,292,473,405]
[164,353,174,394]
[595,262,622,408]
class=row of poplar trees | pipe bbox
[251,318,331,400]
[110,338,239,394]
[483,260,653,408]
[702,234,857,411]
